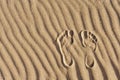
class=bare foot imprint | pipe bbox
[79,30,98,51]
[57,30,74,67]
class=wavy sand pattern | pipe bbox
[0,0,120,80]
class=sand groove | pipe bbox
[0,0,120,80]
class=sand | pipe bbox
[0,0,120,80]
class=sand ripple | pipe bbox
[0,0,120,80]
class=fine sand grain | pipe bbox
[0,0,120,80]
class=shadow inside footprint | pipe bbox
[85,54,95,69]
[56,30,74,67]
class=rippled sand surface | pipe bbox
[0,0,120,80]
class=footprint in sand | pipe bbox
[79,30,98,51]
[78,30,97,69]
[57,30,74,67]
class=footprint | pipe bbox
[85,54,95,69]
[57,30,74,67]
[79,30,98,51]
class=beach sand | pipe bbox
[0,0,120,80]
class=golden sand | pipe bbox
[0,0,120,80]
